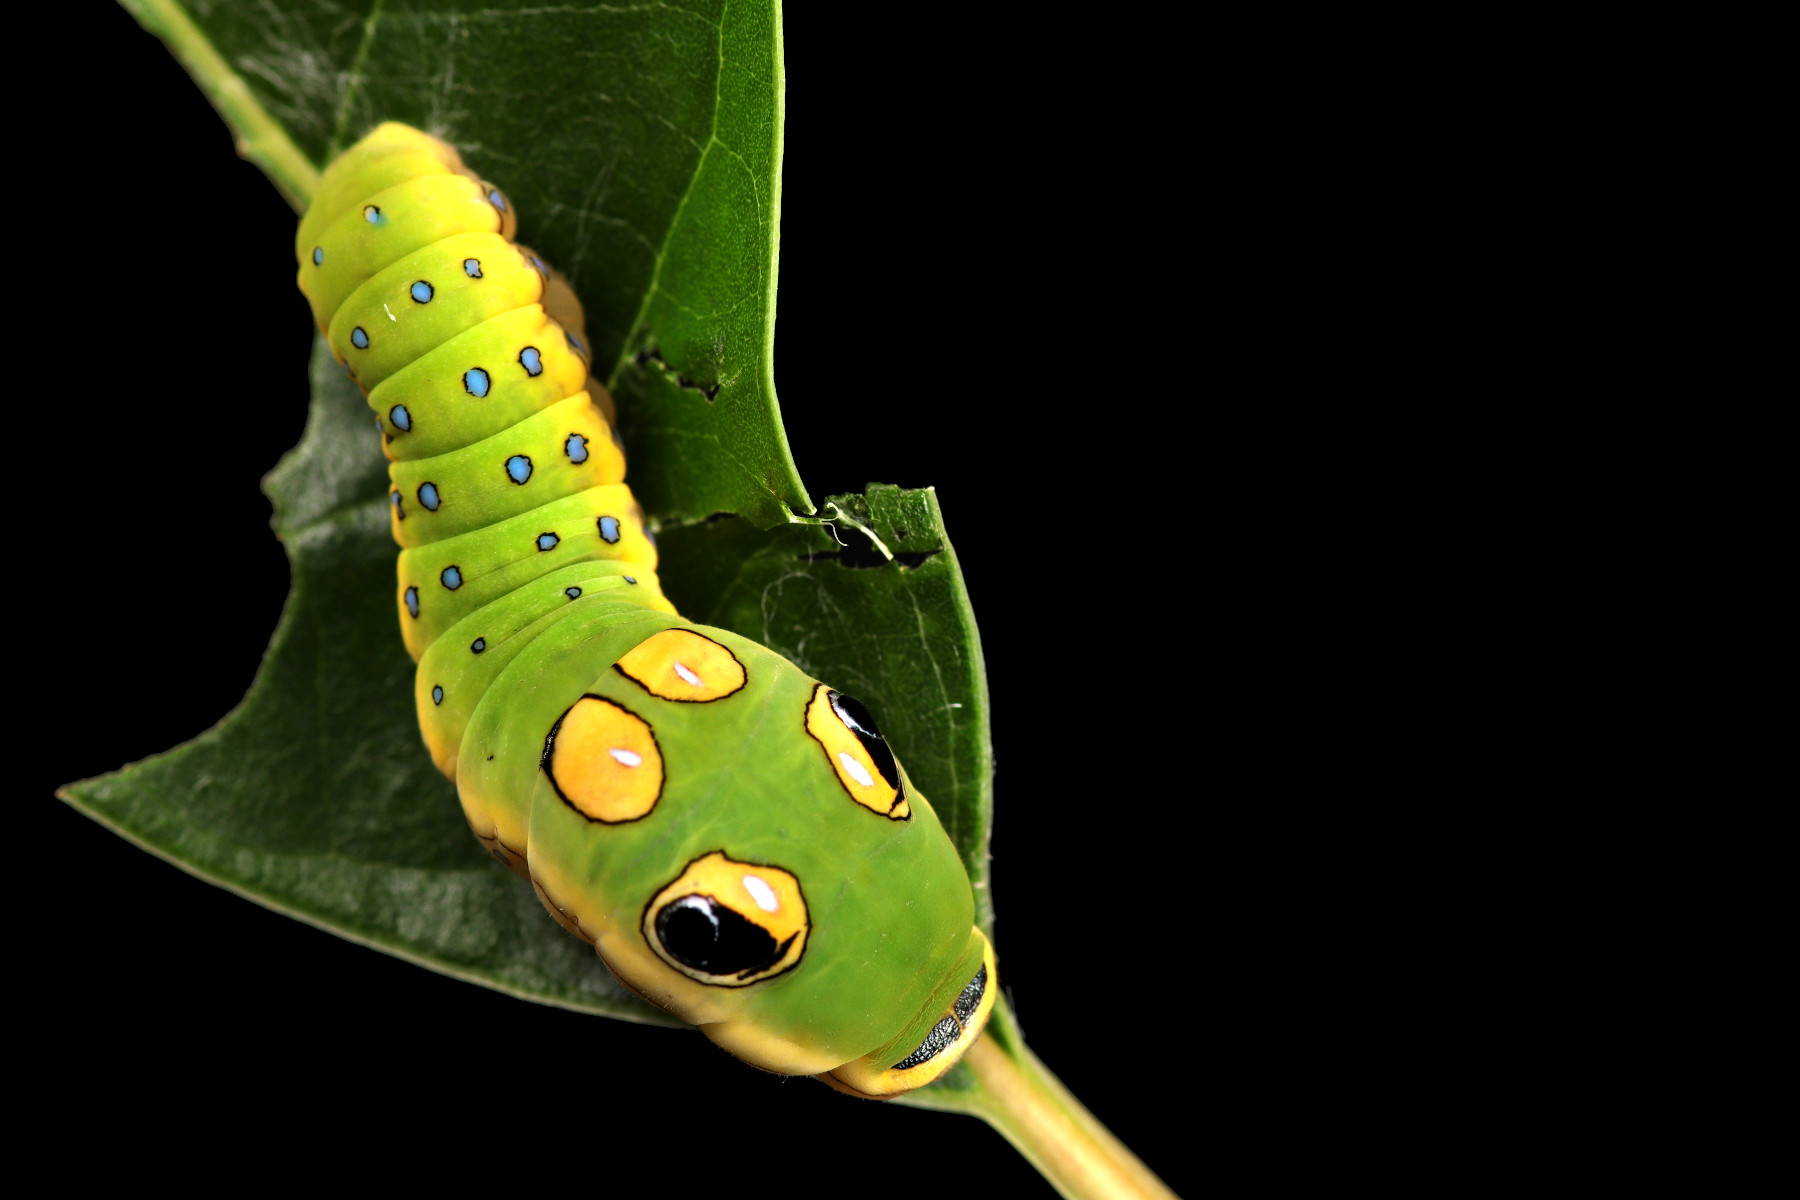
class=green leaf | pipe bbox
[66,0,991,1042]
[65,337,679,1023]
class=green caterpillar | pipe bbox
[296,123,994,1098]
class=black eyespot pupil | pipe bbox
[828,690,903,794]
[828,690,882,740]
[655,894,788,978]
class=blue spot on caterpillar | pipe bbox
[431,685,444,705]
[417,482,441,511]
[565,434,588,464]
[404,586,420,618]
[464,258,483,278]
[518,346,542,376]
[312,246,324,265]
[391,490,405,520]
[565,586,582,600]
[464,367,490,398]
[598,515,621,544]
[441,565,463,590]
[364,204,385,225]
[536,532,560,552]
[410,280,434,303]
[351,326,370,349]
[487,189,508,213]
[471,637,487,654]
[505,455,533,485]
[389,404,412,432]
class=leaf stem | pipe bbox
[956,1032,1179,1200]
[118,0,320,211]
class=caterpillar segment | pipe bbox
[297,123,994,1097]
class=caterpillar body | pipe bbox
[296,123,994,1097]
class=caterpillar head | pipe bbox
[523,625,993,1093]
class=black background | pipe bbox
[39,8,1221,1192]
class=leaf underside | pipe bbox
[70,0,996,1092]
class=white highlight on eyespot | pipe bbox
[742,875,779,913]
[673,661,701,686]
[383,303,397,322]
[609,748,643,768]
[838,751,874,788]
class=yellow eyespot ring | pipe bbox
[614,629,747,702]
[804,683,910,820]
[543,694,663,823]
[642,851,809,988]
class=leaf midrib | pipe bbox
[326,0,386,157]
[607,0,734,390]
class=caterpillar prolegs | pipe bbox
[296,123,994,1097]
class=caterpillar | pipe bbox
[295,122,994,1098]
